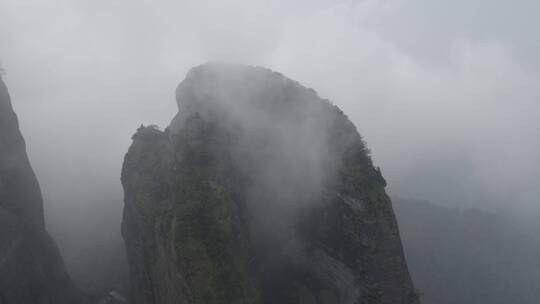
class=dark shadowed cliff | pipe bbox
[122,63,417,304]
[0,77,82,303]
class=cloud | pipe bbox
[265,5,540,209]
[0,0,538,220]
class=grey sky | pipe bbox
[0,0,538,226]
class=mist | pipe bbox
[0,0,539,300]
[170,63,361,245]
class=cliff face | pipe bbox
[122,63,417,304]
[0,78,44,227]
[0,77,81,304]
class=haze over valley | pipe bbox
[1,1,539,303]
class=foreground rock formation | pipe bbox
[122,63,417,304]
[0,77,82,303]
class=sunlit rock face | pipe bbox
[0,77,82,303]
[122,63,417,304]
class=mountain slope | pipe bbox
[394,198,540,304]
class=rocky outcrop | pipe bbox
[122,63,417,304]
[0,77,82,303]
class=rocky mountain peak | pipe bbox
[122,63,417,304]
